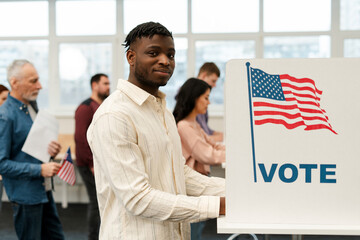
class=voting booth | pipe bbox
[218,58,360,235]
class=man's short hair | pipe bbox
[123,22,173,52]
[90,73,108,88]
[198,62,220,78]
[7,59,33,83]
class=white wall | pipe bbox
[58,115,75,134]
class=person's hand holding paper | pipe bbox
[48,140,62,157]
[22,110,60,162]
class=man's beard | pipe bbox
[98,92,109,101]
[22,91,39,102]
[135,66,168,89]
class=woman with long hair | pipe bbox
[173,78,225,176]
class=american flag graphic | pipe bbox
[249,66,337,134]
[57,147,76,185]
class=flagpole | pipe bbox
[246,62,257,182]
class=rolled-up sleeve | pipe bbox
[184,164,225,197]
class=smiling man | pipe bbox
[87,22,226,240]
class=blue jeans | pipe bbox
[11,191,65,240]
[191,221,206,240]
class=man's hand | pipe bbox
[48,140,61,157]
[219,197,226,215]
[41,162,61,177]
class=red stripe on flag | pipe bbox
[254,102,298,109]
[285,97,320,107]
[280,74,323,95]
[58,160,76,185]
[305,124,337,134]
[281,83,319,97]
[283,91,321,101]
[254,111,329,122]
[254,119,306,129]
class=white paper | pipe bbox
[22,110,59,163]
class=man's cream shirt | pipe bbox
[87,79,225,240]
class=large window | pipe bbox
[344,39,360,57]
[0,0,359,115]
[192,0,259,33]
[264,36,331,58]
[59,43,112,106]
[263,0,331,32]
[124,0,187,34]
[0,1,48,36]
[195,41,255,104]
[0,40,49,107]
[341,0,360,30]
[56,0,116,36]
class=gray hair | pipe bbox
[7,59,33,83]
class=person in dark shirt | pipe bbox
[74,73,110,240]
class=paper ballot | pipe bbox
[22,110,59,163]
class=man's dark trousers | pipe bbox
[78,166,100,240]
[11,191,64,240]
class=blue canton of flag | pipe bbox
[252,69,285,101]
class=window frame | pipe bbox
[0,0,359,116]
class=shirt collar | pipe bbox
[117,79,166,106]
[6,94,37,115]
[7,94,27,110]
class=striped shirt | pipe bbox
[87,79,225,240]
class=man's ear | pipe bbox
[198,72,207,80]
[9,77,18,90]
[91,82,97,91]
[126,50,136,66]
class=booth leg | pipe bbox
[292,235,304,240]
[61,181,68,208]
